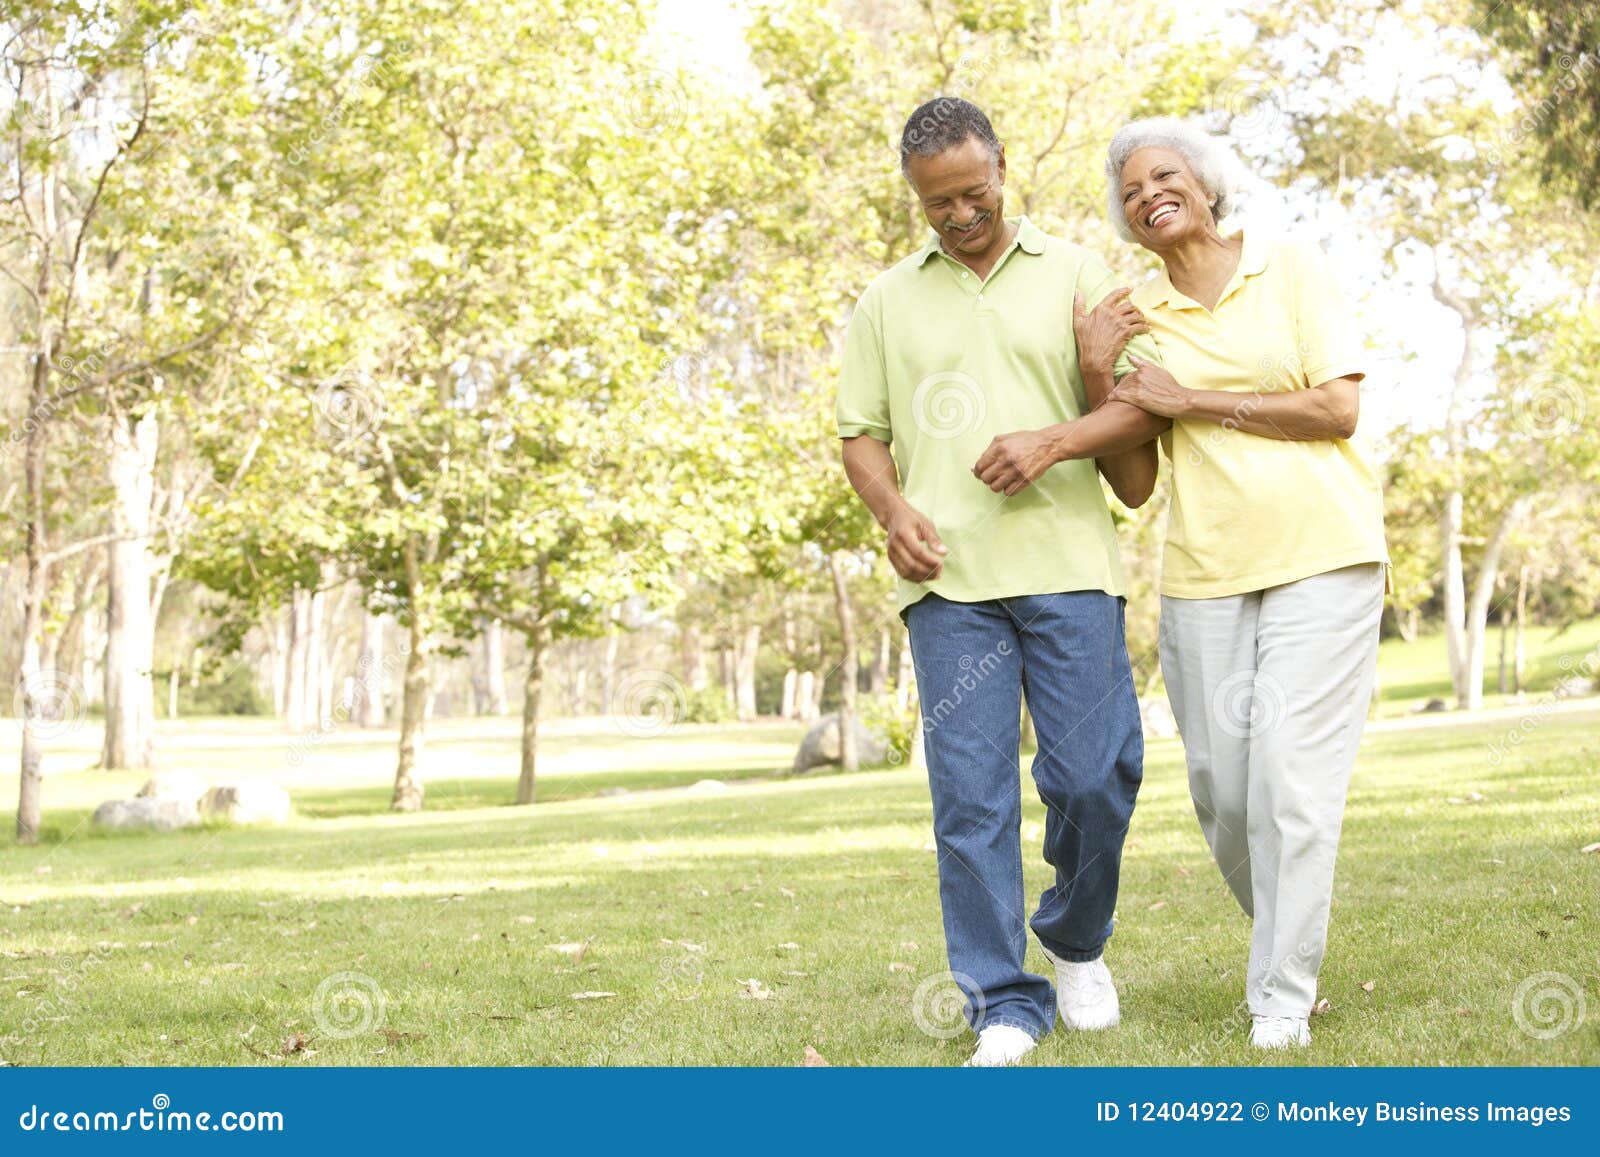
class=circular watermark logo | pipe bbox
[1210,669,1287,740]
[1511,971,1586,1040]
[12,668,87,741]
[912,970,981,1040]
[611,669,686,738]
[911,371,985,440]
[312,971,387,1039]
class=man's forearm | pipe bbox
[841,434,909,528]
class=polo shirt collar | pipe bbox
[1147,228,1267,311]
[915,215,1045,266]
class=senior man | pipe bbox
[836,96,1165,1066]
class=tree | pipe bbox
[1473,0,1600,208]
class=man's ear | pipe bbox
[996,144,1007,185]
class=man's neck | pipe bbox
[942,217,1018,281]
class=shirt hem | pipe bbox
[899,576,1126,616]
[1159,548,1388,600]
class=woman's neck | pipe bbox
[1155,229,1242,311]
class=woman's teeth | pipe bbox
[1146,203,1179,227]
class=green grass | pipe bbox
[1374,617,1600,715]
[2,707,1596,1067]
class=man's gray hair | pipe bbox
[1105,117,1243,242]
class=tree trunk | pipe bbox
[516,622,550,806]
[1395,605,1419,643]
[101,410,159,770]
[267,608,287,718]
[828,551,859,772]
[391,615,428,812]
[1441,489,1469,707]
[780,668,798,719]
[284,588,310,730]
[354,612,386,727]
[1460,499,1530,711]
[1513,564,1529,695]
[870,628,891,695]
[1497,606,1510,695]
[681,622,710,691]
[483,617,509,715]
[306,582,326,725]
[734,624,760,720]
[795,670,816,721]
[896,633,915,713]
[16,342,54,843]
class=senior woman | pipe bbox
[973,118,1388,1050]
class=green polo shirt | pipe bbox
[837,215,1160,613]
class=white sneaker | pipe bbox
[963,1024,1037,1067]
[1250,1014,1311,1049]
[1041,946,1120,1030]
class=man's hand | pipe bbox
[885,503,949,581]
[1110,355,1192,418]
[973,429,1060,497]
[1074,288,1148,378]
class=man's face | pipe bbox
[905,136,1006,257]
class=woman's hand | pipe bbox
[1110,355,1192,418]
[1073,288,1148,378]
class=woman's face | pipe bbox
[1119,146,1213,249]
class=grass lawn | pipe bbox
[1,705,1596,1067]
[1374,617,1600,716]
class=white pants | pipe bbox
[1158,563,1384,1016]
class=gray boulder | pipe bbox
[793,713,891,773]
[92,797,199,832]
[198,783,292,824]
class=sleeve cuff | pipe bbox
[1306,365,1365,387]
[838,423,892,443]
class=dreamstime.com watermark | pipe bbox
[286,640,412,766]
[920,641,1013,738]
[1485,644,1600,765]
[582,948,704,1064]
[16,1094,284,1134]
[1,945,109,1054]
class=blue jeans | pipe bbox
[903,591,1144,1039]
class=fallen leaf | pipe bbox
[1176,866,1192,878]
[379,1028,426,1043]
[1360,980,1375,993]
[779,888,796,899]
[739,978,771,1000]
[899,941,919,951]
[549,941,589,964]
[570,991,616,1001]
[888,961,912,973]
[1446,792,1486,805]
[803,1045,829,1067]
[1581,842,1600,855]
[280,1032,311,1055]
[1147,900,1167,911]
[775,942,800,951]
[1310,998,1332,1017]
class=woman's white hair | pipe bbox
[1105,117,1244,242]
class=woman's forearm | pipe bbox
[1175,378,1359,441]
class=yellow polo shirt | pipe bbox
[1130,230,1389,599]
